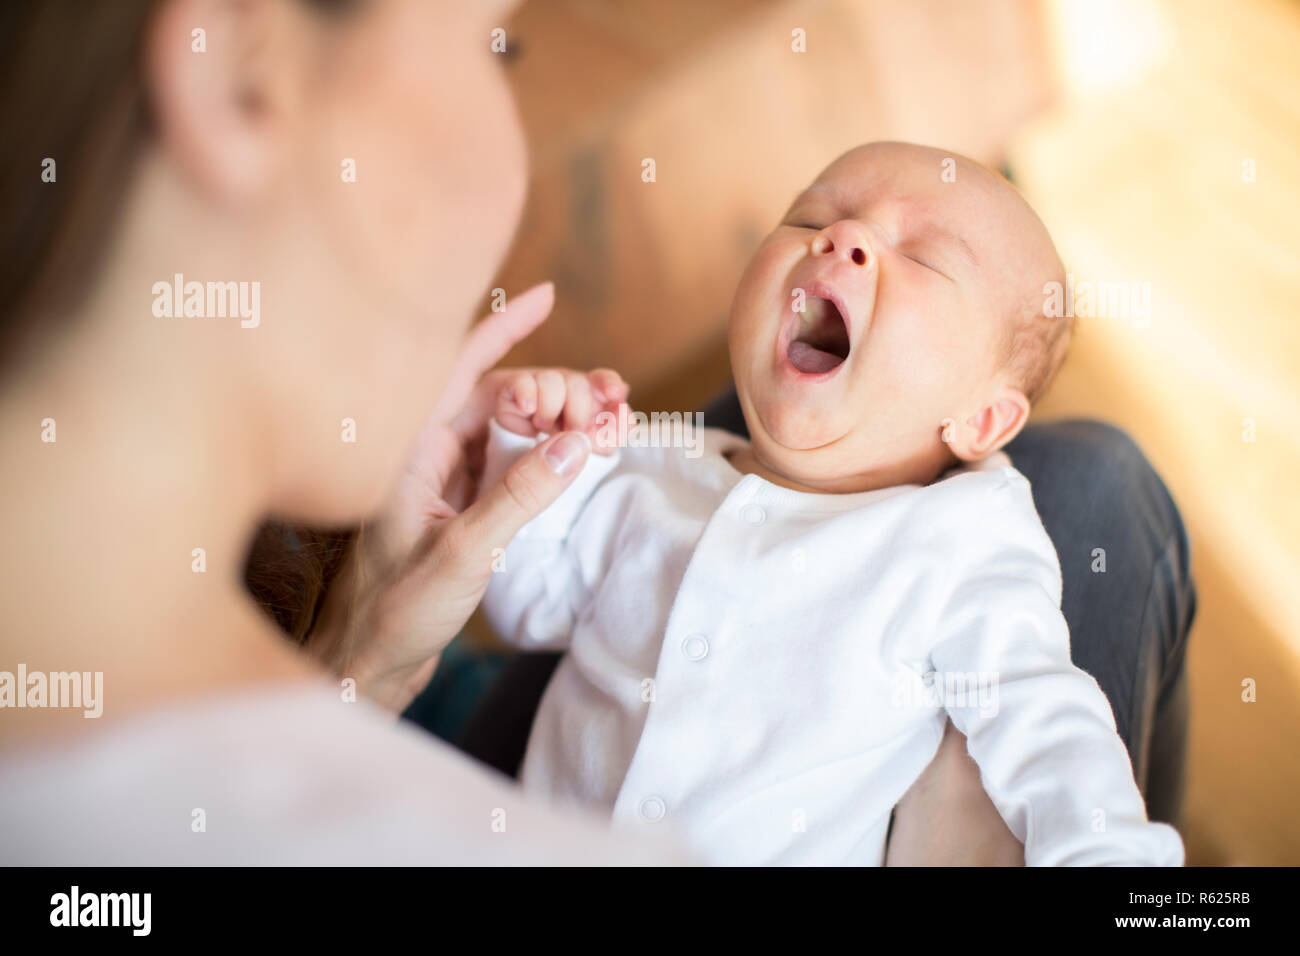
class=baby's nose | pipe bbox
[810,225,871,268]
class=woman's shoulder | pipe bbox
[0,680,691,866]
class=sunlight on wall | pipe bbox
[1049,0,1175,97]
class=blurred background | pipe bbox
[467,0,1299,864]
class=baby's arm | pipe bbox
[926,473,1184,866]
[478,367,627,651]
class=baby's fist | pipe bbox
[496,367,629,454]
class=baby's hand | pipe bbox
[496,367,629,454]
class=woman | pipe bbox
[0,0,689,864]
[2,0,1172,865]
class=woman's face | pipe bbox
[313,0,527,341]
[216,0,528,520]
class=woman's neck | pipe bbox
[0,292,317,748]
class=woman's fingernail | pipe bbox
[545,431,591,476]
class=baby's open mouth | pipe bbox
[788,296,850,374]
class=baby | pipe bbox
[477,142,1184,865]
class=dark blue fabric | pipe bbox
[400,637,511,744]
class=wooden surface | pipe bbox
[1011,0,1300,864]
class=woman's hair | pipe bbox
[2,0,360,643]
[244,524,356,642]
[1,1,158,355]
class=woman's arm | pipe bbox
[885,717,1025,865]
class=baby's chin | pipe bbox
[747,398,849,454]
[748,408,847,460]
[745,431,869,493]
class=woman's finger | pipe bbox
[445,430,592,576]
[435,282,555,420]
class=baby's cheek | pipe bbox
[743,237,798,298]
[872,318,962,410]
[729,246,781,339]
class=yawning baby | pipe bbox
[476,142,1184,866]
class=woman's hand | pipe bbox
[304,282,606,712]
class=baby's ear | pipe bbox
[949,386,1030,462]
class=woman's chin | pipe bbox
[269,446,404,529]
[269,486,384,529]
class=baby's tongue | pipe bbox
[788,340,842,374]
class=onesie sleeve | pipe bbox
[926,467,1185,866]
[477,419,623,651]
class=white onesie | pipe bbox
[480,420,1184,866]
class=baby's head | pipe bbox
[728,141,1068,492]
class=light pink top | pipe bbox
[0,680,693,865]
